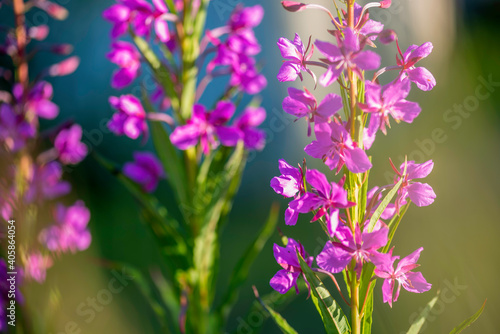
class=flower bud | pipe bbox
[49,56,80,77]
[50,44,74,55]
[380,0,392,8]
[281,1,306,12]
[29,25,50,41]
[378,29,397,44]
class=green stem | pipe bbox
[350,270,361,334]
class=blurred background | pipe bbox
[5,0,500,332]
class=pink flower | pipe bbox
[396,42,436,91]
[270,239,313,294]
[270,159,306,226]
[123,151,164,193]
[39,201,91,253]
[25,162,71,203]
[24,253,53,283]
[316,28,381,87]
[359,79,421,136]
[0,104,35,152]
[305,121,372,174]
[107,41,141,89]
[54,124,88,165]
[290,169,355,233]
[373,247,432,307]
[13,81,59,119]
[234,107,266,150]
[282,87,342,136]
[317,223,388,278]
[393,160,436,211]
[277,33,314,82]
[108,95,148,140]
[170,101,241,154]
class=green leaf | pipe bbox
[149,120,189,205]
[361,286,374,334]
[406,292,440,334]
[358,162,371,223]
[217,203,280,321]
[253,286,298,334]
[366,176,404,232]
[193,143,247,308]
[297,252,351,334]
[448,300,486,334]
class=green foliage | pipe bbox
[253,286,299,334]
[406,292,440,334]
[298,252,351,334]
[448,300,487,334]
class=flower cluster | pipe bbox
[0,1,90,283]
[269,0,436,313]
[103,2,268,193]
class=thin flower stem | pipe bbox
[313,268,351,307]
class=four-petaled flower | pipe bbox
[108,94,148,140]
[0,103,35,152]
[373,247,432,307]
[393,159,436,212]
[290,169,355,234]
[107,41,141,89]
[396,42,436,91]
[123,151,164,193]
[170,101,240,154]
[317,223,388,277]
[270,159,306,226]
[359,79,421,136]
[305,121,372,174]
[315,28,381,87]
[270,238,313,294]
[54,124,88,165]
[277,33,314,82]
[282,87,343,136]
[234,106,266,150]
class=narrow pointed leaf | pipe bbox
[297,252,351,334]
[448,300,486,334]
[406,292,440,334]
[252,286,298,334]
[366,176,404,232]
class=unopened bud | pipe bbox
[29,25,50,41]
[36,1,69,20]
[281,1,306,12]
[380,0,391,8]
[49,56,79,76]
[51,44,74,55]
[378,29,397,44]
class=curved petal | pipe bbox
[316,241,352,274]
[406,182,436,207]
[408,67,436,91]
[270,269,299,294]
[344,147,372,173]
[404,271,432,293]
[316,93,343,119]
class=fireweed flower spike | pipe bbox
[373,247,432,308]
[315,28,381,87]
[282,87,343,136]
[359,79,422,136]
[290,169,355,234]
[393,159,436,212]
[270,238,313,294]
[270,159,306,226]
[317,223,389,278]
[123,151,164,193]
[305,120,372,174]
[277,33,315,82]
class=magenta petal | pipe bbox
[406,182,436,207]
[282,96,308,117]
[154,19,170,42]
[277,62,299,82]
[35,100,59,119]
[216,126,241,147]
[319,66,342,87]
[344,146,372,173]
[170,124,201,150]
[273,243,300,270]
[270,269,299,294]
[408,42,433,62]
[112,68,137,89]
[396,247,423,273]
[315,40,341,60]
[382,278,395,307]
[392,100,421,123]
[316,93,343,118]
[284,207,299,226]
[103,4,130,22]
[152,0,168,12]
[404,272,432,293]
[306,169,331,197]
[210,101,235,123]
[316,241,352,274]
[363,227,389,250]
[408,67,436,91]
[289,193,321,213]
[402,160,434,179]
[354,50,381,71]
